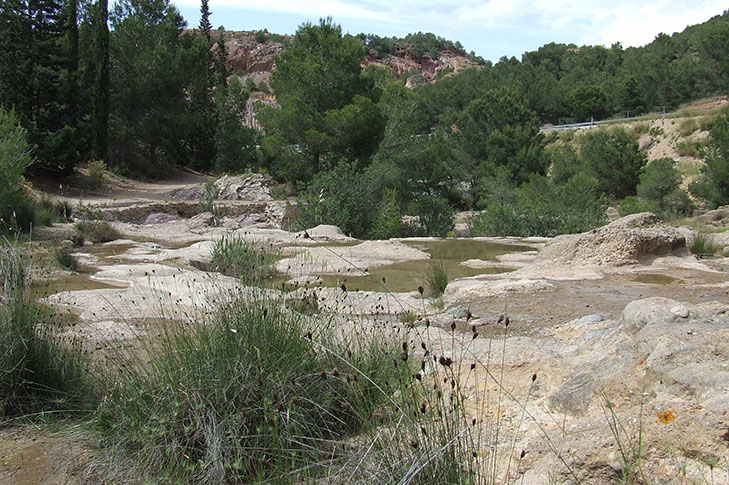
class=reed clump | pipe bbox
[210,234,279,285]
[0,243,93,418]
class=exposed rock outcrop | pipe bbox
[168,174,274,202]
[535,212,686,268]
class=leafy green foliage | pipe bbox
[87,160,107,188]
[259,18,383,182]
[579,128,646,199]
[213,77,258,173]
[108,0,189,177]
[548,144,586,185]
[210,234,279,285]
[690,109,729,208]
[0,0,80,171]
[0,108,34,231]
[370,188,403,239]
[407,195,455,237]
[632,158,693,218]
[295,162,380,238]
[471,173,606,237]
[358,31,470,61]
[457,88,546,185]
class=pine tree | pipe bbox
[92,0,109,161]
[214,26,229,85]
[0,0,78,171]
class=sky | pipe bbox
[172,1,727,62]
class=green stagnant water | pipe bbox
[314,239,535,293]
[632,273,678,285]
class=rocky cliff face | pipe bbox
[214,30,479,86]
[363,49,478,86]
[209,31,480,128]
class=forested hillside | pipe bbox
[1,1,728,237]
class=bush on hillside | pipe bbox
[579,128,646,199]
[619,157,694,219]
[690,108,729,208]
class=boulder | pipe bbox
[533,212,686,268]
[215,174,273,201]
[296,224,352,242]
[168,174,274,202]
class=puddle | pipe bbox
[31,274,126,299]
[633,273,678,285]
[313,239,533,293]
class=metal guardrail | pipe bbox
[540,115,638,132]
[541,104,725,132]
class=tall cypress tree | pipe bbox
[91,0,109,161]
[183,0,217,171]
[199,0,211,41]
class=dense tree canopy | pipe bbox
[259,18,383,181]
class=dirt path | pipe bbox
[31,167,210,207]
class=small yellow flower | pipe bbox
[657,409,676,424]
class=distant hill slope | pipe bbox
[208,30,481,90]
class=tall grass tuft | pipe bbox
[74,220,122,243]
[210,234,279,285]
[94,297,408,483]
[0,242,93,418]
[425,259,448,296]
[53,245,79,271]
[689,230,719,258]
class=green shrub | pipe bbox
[678,118,699,137]
[34,198,73,226]
[88,160,107,188]
[580,128,646,199]
[676,139,702,157]
[628,157,694,219]
[425,259,448,296]
[0,108,34,232]
[0,244,93,418]
[94,297,407,482]
[53,245,79,271]
[548,144,586,185]
[210,234,279,284]
[407,194,455,237]
[471,173,606,237]
[629,123,649,137]
[618,196,656,217]
[295,162,380,238]
[74,221,122,243]
[689,109,729,208]
[370,188,402,239]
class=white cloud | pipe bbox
[449,0,726,47]
[175,0,393,23]
[171,0,727,59]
